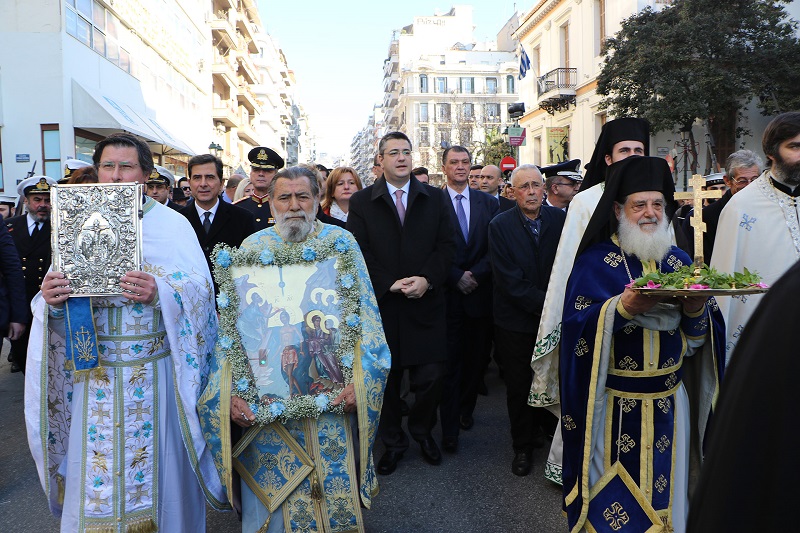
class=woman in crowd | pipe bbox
[233,178,255,203]
[321,167,362,223]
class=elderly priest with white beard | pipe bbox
[558,156,725,533]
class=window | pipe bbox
[485,103,500,122]
[435,77,447,93]
[436,103,451,122]
[420,74,428,93]
[438,128,451,148]
[41,125,61,180]
[561,22,570,68]
[506,75,515,94]
[533,45,541,78]
[486,78,497,94]
[66,0,129,72]
[596,0,606,55]
[420,127,430,146]
[419,102,429,122]
[462,103,474,120]
[460,129,472,145]
[460,77,474,94]
[534,136,543,166]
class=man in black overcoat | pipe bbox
[347,131,456,474]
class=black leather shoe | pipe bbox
[512,451,533,477]
[376,450,403,475]
[442,436,458,453]
[417,437,442,465]
[459,414,474,430]
[10,361,21,373]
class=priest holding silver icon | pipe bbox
[26,133,226,532]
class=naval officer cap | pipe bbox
[62,158,93,183]
[704,172,725,187]
[0,193,17,207]
[18,175,57,197]
[248,146,284,170]
[541,159,583,181]
[147,165,175,187]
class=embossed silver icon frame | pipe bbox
[51,183,143,296]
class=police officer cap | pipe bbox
[541,159,583,181]
[18,176,57,197]
[248,147,284,170]
[147,165,175,187]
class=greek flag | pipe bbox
[519,45,531,80]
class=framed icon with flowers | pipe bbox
[213,234,362,425]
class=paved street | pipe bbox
[0,344,564,532]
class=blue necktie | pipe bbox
[455,194,468,242]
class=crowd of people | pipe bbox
[1,111,799,532]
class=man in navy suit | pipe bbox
[438,146,499,453]
[348,131,455,474]
[179,154,255,289]
[488,164,565,476]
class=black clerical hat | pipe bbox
[576,156,675,260]
[579,118,650,191]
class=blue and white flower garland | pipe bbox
[213,234,360,425]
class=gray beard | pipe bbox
[617,213,672,262]
[275,209,315,242]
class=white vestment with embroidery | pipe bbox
[25,199,226,532]
[711,172,800,364]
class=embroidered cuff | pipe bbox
[616,299,635,320]
[48,305,65,319]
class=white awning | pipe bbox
[71,81,195,156]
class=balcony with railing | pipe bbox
[537,67,578,115]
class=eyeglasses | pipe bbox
[732,176,758,186]
[181,186,191,191]
[382,149,412,158]
[515,181,544,191]
[99,161,140,173]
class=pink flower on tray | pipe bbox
[753,282,769,288]
[689,284,709,290]
[625,280,636,288]
[646,280,662,289]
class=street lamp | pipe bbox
[208,142,223,156]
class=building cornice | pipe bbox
[513,0,566,40]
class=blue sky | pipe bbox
[257,1,518,158]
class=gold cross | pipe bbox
[126,316,151,335]
[128,400,151,421]
[92,402,111,424]
[673,174,724,267]
[88,490,109,512]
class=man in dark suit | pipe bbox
[179,154,255,285]
[5,176,57,373]
[438,146,499,453]
[488,164,565,476]
[0,213,27,372]
[347,131,455,474]
[478,164,515,212]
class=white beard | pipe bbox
[617,212,672,262]
[275,208,316,242]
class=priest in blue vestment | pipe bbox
[559,156,725,533]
